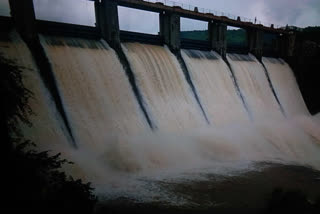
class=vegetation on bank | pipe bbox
[180,30,209,41]
[180,28,247,46]
[299,26,320,44]
[181,26,320,47]
[1,54,97,214]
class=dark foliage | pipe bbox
[180,29,248,46]
[0,54,32,140]
[11,142,96,214]
[180,30,209,41]
[1,54,97,213]
[301,26,320,44]
[288,26,320,115]
[226,29,247,46]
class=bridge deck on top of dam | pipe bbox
[91,0,288,35]
[6,0,295,58]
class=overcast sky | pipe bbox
[1,0,319,34]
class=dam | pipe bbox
[2,0,320,203]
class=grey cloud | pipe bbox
[34,0,95,26]
[251,0,320,27]
[0,0,10,16]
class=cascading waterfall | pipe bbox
[122,43,207,132]
[227,53,285,120]
[181,49,249,126]
[40,36,149,149]
[4,31,320,201]
[262,57,320,142]
[262,57,309,116]
[260,61,286,116]
[315,113,320,125]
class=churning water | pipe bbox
[122,43,206,131]
[181,49,249,126]
[2,32,320,203]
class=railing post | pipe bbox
[8,0,37,42]
[247,29,264,61]
[159,11,180,52]
[208,22,227,59]
[95,0,120,48]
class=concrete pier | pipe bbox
[95,0,120,48]
[208,22,227,58]
[278,32,296,58]
[247,29,264,61]
[160,12,181,52]
[8,0,37,42]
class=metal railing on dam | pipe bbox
[141,0,270,26]
[92,0,287,34]
[131,0,282,28]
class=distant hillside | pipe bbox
[180,30,209,41]
[180,29,247,46]
[226,29,247,46]
[181,27,320,47]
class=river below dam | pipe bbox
[95,162,320,213]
